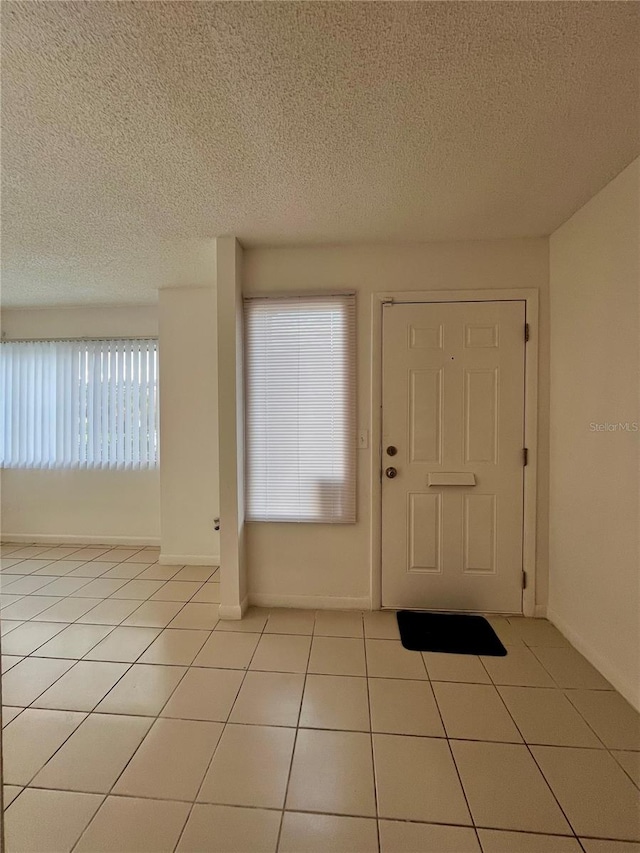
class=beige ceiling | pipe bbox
[2,1,639,306]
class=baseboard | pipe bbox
[534,604,547,618]
[547,607,640,711]
[159,554,220,566]
[218,594,249,621]
[249,593,372,611]
[0,533,160,546]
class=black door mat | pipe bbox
[397,610,507,656]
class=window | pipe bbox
[0,339,158,469]
[244,294,356,523]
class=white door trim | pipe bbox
[369,289,539,617]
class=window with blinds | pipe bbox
[244,294,356,523]
[0,339,159,469]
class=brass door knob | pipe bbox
[385,467,398,479]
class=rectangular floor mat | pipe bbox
[397,610,507,656]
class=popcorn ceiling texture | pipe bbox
[2,1,639,306]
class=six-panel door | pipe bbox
[381,300,526,613]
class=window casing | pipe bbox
[0,338,159,469]
[244,294,356,523]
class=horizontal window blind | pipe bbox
[245,294,356,523]
[0,339,158,469]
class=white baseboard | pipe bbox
[547,607,640,711]
[249,593,372,611]
[159,554,220,566]
[0,533,160,547]
[218,594,249,621]
[534,604,547,618]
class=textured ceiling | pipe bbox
[2,1,639,306]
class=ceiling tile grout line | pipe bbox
[273,607,315,853]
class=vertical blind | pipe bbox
[244,294,356,523]
[0,339,159,469]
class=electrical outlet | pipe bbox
[358,429,369,449]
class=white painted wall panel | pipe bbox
[549,158,640,709]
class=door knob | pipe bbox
[385,467,398,479]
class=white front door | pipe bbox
[381,300,526,613]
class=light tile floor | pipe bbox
[1,542,639,852]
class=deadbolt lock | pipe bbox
[386,445,398,456]
[385,467,398,479]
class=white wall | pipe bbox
[216,238,248,616]
[0,306,160,543]
[158,287,220,564]
[549,158,640,709]
[243,240,550,609]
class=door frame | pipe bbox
[370,289,539,617]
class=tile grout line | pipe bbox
[3,594,638,849]
[475,636,586,773]
[11,764,640,847]
[66,598,219,852]
[273,609,316,853]
[362,613,382,853]
[14,652,146,787]
[1,551,197,788]
[67,608,225,850]
[170,608,274,852]
[3,620,71,657]
[505,633,640,803]
[606,752,640,790]
[560,688,638,771]
[426,653,484,852]
[490,670,585,845]
[14,782,628,844]
[18,546,152,851]
[7,691,633,752]
[2,551,168,624]
[527,641,615,693]
[11,708,93,791]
